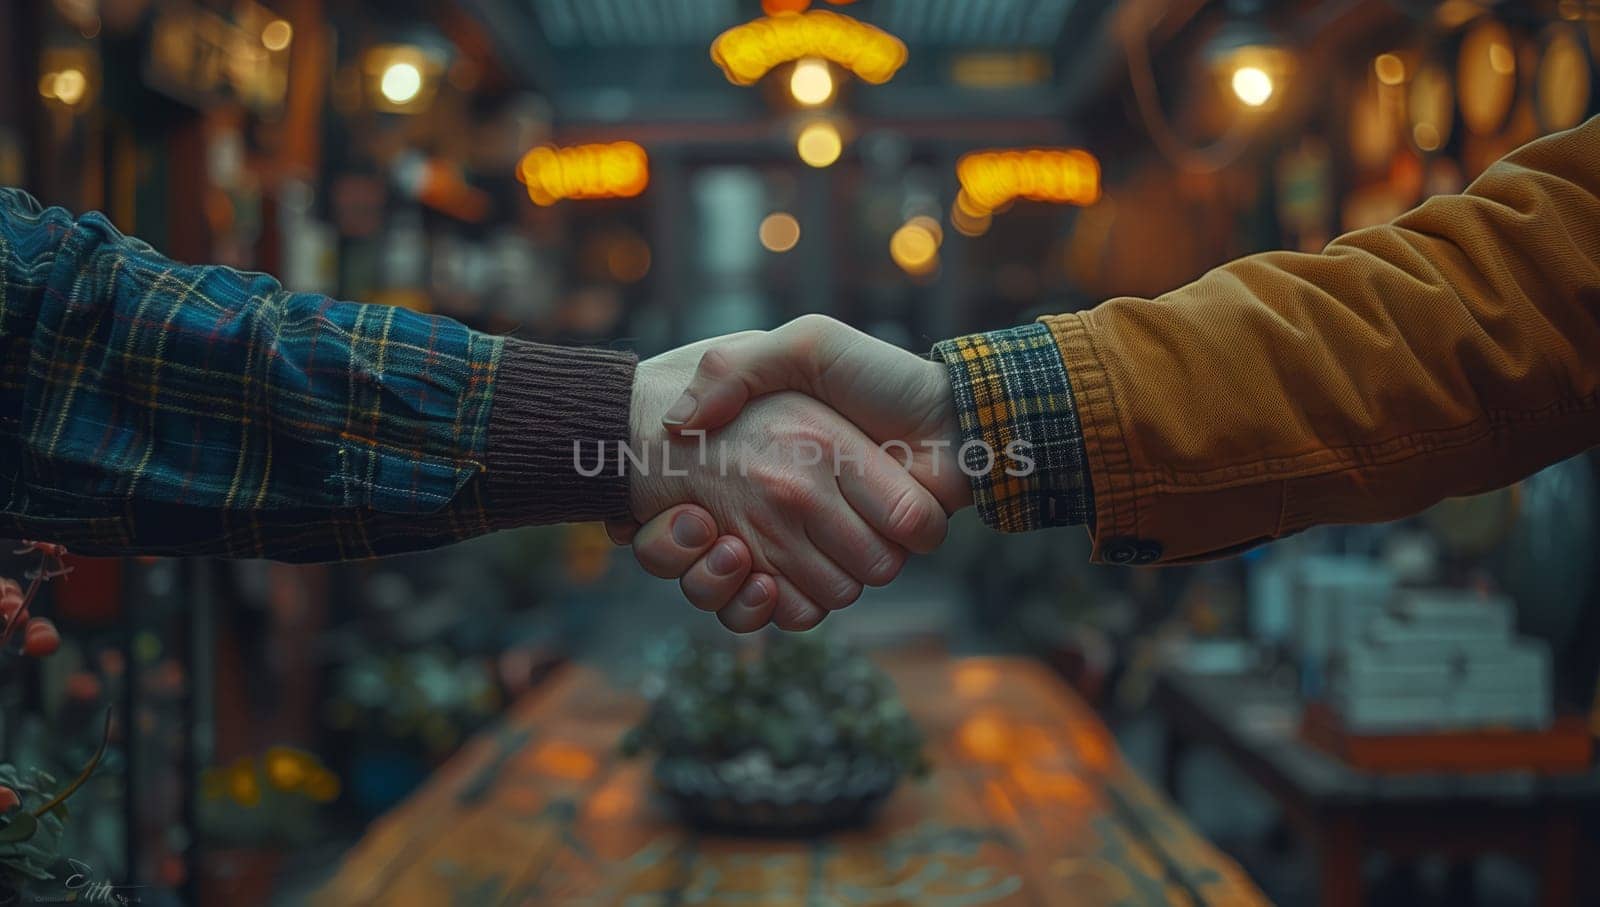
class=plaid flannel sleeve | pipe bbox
[931,322,1092,533]
[0,188,631,561]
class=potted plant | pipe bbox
[621,634,926,835]
[198,746,341,906]
[0,711,111,902]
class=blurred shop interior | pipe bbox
[1,0,1599,905]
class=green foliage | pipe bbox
[0,766,66,883]
[327,647,500,755]
[199,747,340,848]
[622,634,927,775]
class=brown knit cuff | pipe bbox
[484,337,637,526]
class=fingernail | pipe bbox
[736,579,771,608]
[671,512,713,548]
[662,393,697,426]
[707,542,742,577]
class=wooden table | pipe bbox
[317,654,1267,906]
[1155,670,1600,907]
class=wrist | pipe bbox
[487,338,636,525]
[929,362,974,512]
[628,355,694,521]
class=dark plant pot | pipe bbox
[198,847,284,907]
[653,752,902,837]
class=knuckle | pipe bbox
[826,577,863,610]
[862,547,905,587]
[636,552,681,580]
[780,314,838,363]
[886,488,944,549]
[696,347,734,379]
[787,313,837,334]
[771,593,820,630]
[764,471,822,510]
[777,607,825,632]
[719,609,767,633]
[679,575,724,612]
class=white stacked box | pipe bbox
[1291,557,1397,665]
[1331,589,1552,733]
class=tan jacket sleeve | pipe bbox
[1043,115,1600,565]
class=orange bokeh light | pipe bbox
[957,148,1101,215]
[516,141,650,206]
[953,662,1000,698]
[763,0,859,11]
[528,741,599,781]
[711,9,908,87]
[957,711,1014,763]
[586,779,639,820]
[762,0,810,14]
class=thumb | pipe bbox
[661,331,815,434]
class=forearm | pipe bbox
[1050,116,1600,563]
[934,116,1600,564]
[931,324,1093,534]
[0,189,634,561]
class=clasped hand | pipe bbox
[609,316,973,632]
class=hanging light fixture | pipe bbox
[516,142,650,206]
[1204,0,1293,110]
[956,149,1101,216]
[796,120,844,168]
[363,44,445,113]
[261,19,293,52]
[38,48,96,112]
[890,220,939,277]
[789,57,836,106]
[711,10,907,87]
[759,213,802,252]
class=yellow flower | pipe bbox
[227,762,262,808]
[304,770,342,804]
[263,746,314,792]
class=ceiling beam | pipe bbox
[458,0,558,92]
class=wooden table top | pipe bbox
[317,653,1267,906]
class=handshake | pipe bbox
[608,315,996,634]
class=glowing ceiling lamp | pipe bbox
[38,47,95,112]
[790,57,835,106]
[364,45,442,113]
[380,62,423,105]
[890,220,939,277]
[46,69,88,106]
[261,19,293,52]
[1205,1,1293,110]
[1374,53,1406,86]
[1230,66,1274,106]
[711,10,908,87]
[906,215,944,247]
[759,213,802,252]
[516,142,650,206]
[951,194,992,237]
[763,0,861,10]
[796,121,843,167]
[956,149,1101,216]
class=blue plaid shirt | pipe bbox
[0,188,522,561]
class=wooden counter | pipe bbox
[317,654,1267,906]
